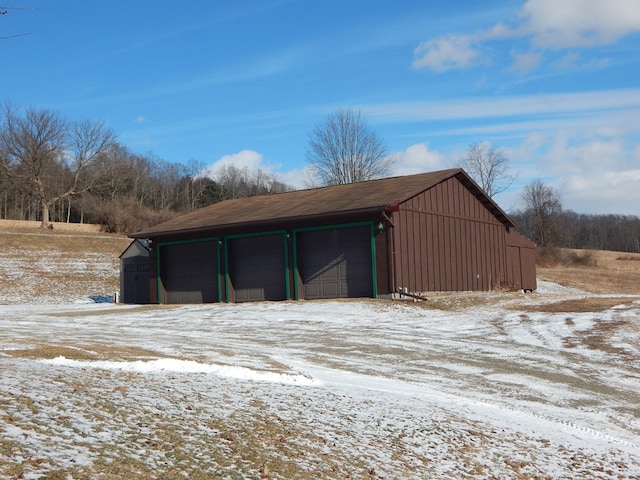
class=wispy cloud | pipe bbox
[412,0,640,73]
[360,89,640,122]
[510,51,541,75]
[412,36,480,71]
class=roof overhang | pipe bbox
[131,205,388,240]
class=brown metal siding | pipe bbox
[520,247,537,291]
[393,176,509,292]
[506,230,537,290]
[506,246,523,289]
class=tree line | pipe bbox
[512,208,640,253]
[2,104,638,253]
[0,105,290,233]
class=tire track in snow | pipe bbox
[282,357,640,451]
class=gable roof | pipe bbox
[132,168,514,238]
[119,238,151,259]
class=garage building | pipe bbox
[128,168,536,304]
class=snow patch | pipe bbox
[41,355,321,386]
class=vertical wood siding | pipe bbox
[393,176,508,292]
[505,230,537,290]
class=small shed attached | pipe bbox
[129,169,537,304]
[119,239,151,304]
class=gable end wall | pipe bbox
[393,176,508,292]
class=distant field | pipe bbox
[0,219,103,234]
[537,249,640,295]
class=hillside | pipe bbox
[0,220,131,304]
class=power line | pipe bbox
[0,5,35,39]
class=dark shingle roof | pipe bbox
[132,169,512,238]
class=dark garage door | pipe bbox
[160,240,219,304]
[227,234,287,302]
[298,225,373,300]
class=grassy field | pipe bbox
[0,222,131,304]
[0,222,639,478]
[537,248,640,295]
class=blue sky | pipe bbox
[3,0,640,215]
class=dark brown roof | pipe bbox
[132,168,513,238]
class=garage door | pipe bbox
[160,240,219,304]
[227,234,287,302]
[297,225,373,300]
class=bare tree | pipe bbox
[0,106,67,228]
[517,179,563,247]
[213,165,291,201]
[0,105,115,228]
[459,142,515,198]
[306,108,391,186]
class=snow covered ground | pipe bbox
[1,284,639,479]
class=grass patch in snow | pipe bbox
[517,297,637,313]
[3,343,170,361]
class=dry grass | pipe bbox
[0,219,103,234]
[522,297,638,313]
[3,343,171,361]
[0,222,131,303]
[537,248,640,295]
[2,226,639,479]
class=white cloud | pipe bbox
[278,166,314,190]
[522,0,640,49]
[200,149,267,178]
[560,169,640,214]
[412,35,479,71]
[199,150,311,190]
[505,131,639,214]
[564,140,623,172]
[134,116,147,123]
[389,143,445,176]
[412,0,640,73]
[480,21,522,41]
[538,135,625,177]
